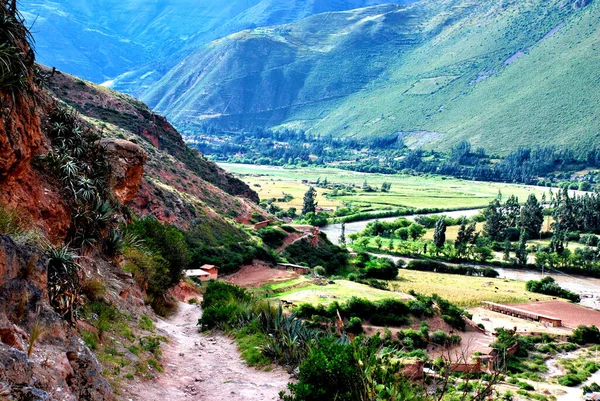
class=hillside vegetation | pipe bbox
[145,0,599,154]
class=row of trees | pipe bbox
[483,193,544,242]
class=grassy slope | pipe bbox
[260,273,552,307]
[149,0,600,154]
[221,163,550,210]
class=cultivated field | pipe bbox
[391,270,553,307]
[252,270,551,308]
[260,277,411,305]
[220,163,550,211]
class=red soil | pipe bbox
[223,261,297,288]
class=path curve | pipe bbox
[125,302,290,401]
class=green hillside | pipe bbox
[144,0,599,154]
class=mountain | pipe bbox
[0,3,270,397]
[143,0,600,154]
[22,0,414,93]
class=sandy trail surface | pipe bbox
[125,302,290,401]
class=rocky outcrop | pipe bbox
[0,235,115,401]
[100,138,147,204]
[0,92,44,180]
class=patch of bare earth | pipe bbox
[224,261,298,288]
[124,302,290,401]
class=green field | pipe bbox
[220,163,550,211]
[262,277,410,305]
[258,271,551,308]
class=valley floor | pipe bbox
[124,302,290,401]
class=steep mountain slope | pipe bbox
[22,0,414,93]
[0,2,271,398]
[42,67,262,226]
[145,0,599,154]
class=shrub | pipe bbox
[559,373,584,386]
[284,237,349,275]
[257,226,287,248]
[569,325,600,345]
[345,317,363,334]
[314,266,326,276]
[526,276,581,303]
[125,218,189,288]
[364,258,398,280]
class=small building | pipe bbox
[185,269,211,282]
[277,263,311,274]
[254,220,273,230]
[199,264,219,280]
[484,301,562,327]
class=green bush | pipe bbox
[125,218,189,288]
[257,226,287,248]
[345,317,363,334]
[526,276,581,303]
[559,373,584,386]
[364,258,398,280]
[568,325,600,345]
[284,236,349,275]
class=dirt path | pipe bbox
[125,302,290,401]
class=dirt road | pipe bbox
[125,302,290,401]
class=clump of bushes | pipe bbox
[526,276,581,303]
[257,226,287,248]
[284,236,349,275]
[406,260,499,278]
[569,325,600,345]
[295,292,468,331]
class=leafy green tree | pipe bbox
[302,186,317,215]
[433,218,446,252]
[374,236,383,250]
[408,223,425,240]
[515,231,528,266]
[504,195,520,228]
[520,194,543,239]
[484,196,506,241]
[456,220,478,258]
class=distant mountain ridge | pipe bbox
[25,0,600,154]
[23,0,414,90]
[143,0,600,154]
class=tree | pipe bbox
[483,196,505,241]
[504,195,520,228]
[339,223,346,247]
[455,219,478,259]
[408,223,425,240]
[374,236,383,250]
[433,218,446,252]
[515,231,528,266]
[520,194,543,240]
[302,186,317,215]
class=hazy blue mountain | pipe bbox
[23,0,413,86]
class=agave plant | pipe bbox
[0,3,32,93]
[46,244,81,322]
